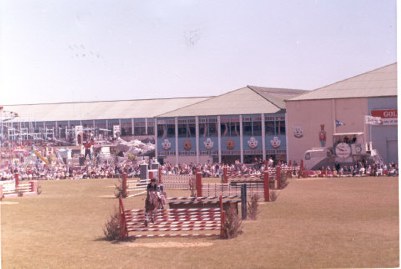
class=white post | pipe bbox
[261,113,266,161]
[195,116,199,164]
[239,115,243,163]
[175,117,178,165]
[217,116,221,163]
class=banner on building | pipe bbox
[113,125,121,138]
[75,125,83,145]
[364,115,382,125]
[371,109,397,125]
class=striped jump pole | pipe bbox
[264,170,270,202]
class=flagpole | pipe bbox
[369,123,372,151]
[364,116,367,151]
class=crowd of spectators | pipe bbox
[316,160,398,177]
[0,143,398,181]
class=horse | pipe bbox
[144,190,166,226]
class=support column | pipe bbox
[196,172,202,197]
[223,166,228,183]
[241,184,247,220]
[239,115,243,163]
[217,116,222,164]
[122,173,128,198]
[154,118,158,160]
[175,117,179,165]
[195,116,199,164]
[219,195,225,238]
[264,171,270,202]
[14,172,19,189]
[261,113,266,161]
[276,166,281,189]
[158,167,162,183]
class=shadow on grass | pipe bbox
[94,236,136,244]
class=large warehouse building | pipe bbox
[1,63,397,166]
[155,86,306,165]
[286,63,397,166]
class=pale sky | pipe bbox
[0,0,397,105]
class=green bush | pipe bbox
[221,205,242,239]
[270,190,278,202]
[103,209,121,241]
[114,180,127,198]
[247,193,260,220]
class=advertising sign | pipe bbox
[371,109,397,125]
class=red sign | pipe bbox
[371,109,397,125]
[371,109,397,118]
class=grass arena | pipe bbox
[1,176,399,268]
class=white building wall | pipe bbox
[286,98,369,163]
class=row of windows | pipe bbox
[7,115,286,138]
[7,119,155,137]
[157,120,286,138]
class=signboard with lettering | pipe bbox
[371,109,397,125]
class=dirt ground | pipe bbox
[1,176,399,268]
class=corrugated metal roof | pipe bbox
[288,63,397,101]
[157,86,307,117]
[3,97,209,121]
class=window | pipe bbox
[120,119,132,136]
[221,116,239,136]
[157,118,175,138]
[177,117,195,137]
[147,120,154,135]
[265,115,285,135]
[265,120,275,135]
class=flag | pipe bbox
[335,120,345,127]
[365,115,382,125]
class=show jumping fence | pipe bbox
[118,196,225,239]
[0,173,39,199]
[119,164,299,202]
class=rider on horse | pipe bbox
[146,178,164,210]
